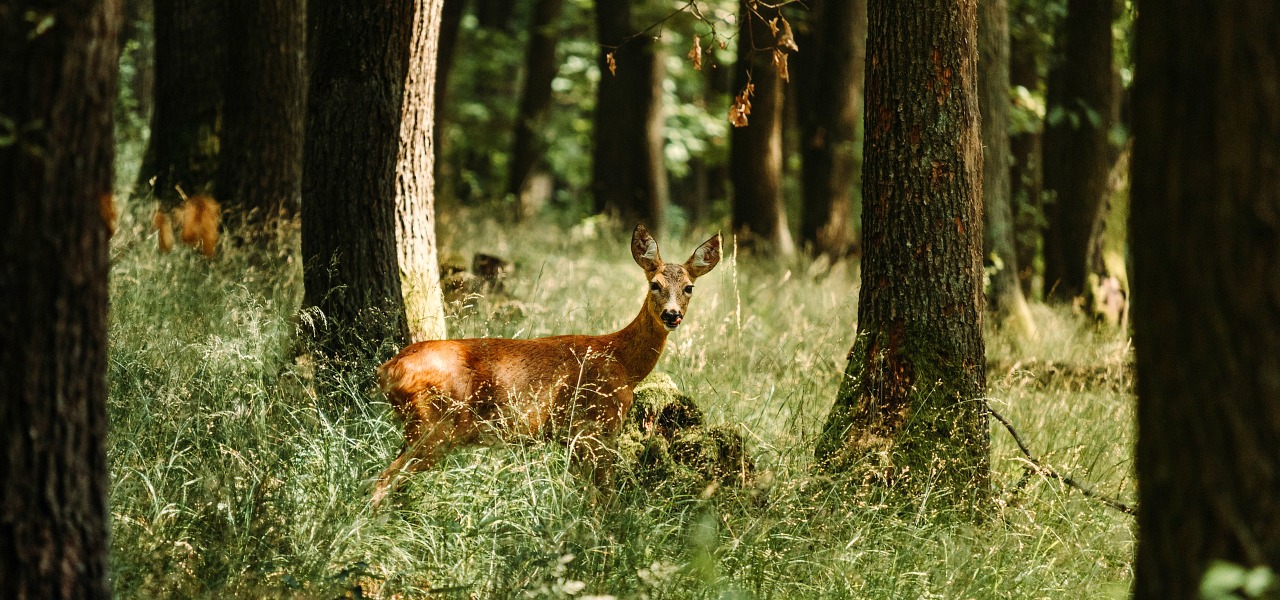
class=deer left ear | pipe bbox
[631,224,662,272]
[685,232,722,278]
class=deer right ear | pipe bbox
[631,224,662,272]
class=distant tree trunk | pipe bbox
[1041,0,1114,300]
[730,0,795,254]
[0,1,119,595]
[432,0,466,162]
[141,0,225,206]
[979,0,1035,331]
[219,0,305,239]
[1131,1,1280,597]
[1008,11,1043,298]
[397,0,449,343]
[815,0,988,508]
[475,0,517,32]
[593,0,667,234]
[302,0,413,358]
[795,0,867,259]
[508,0,565,217]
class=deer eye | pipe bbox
[684,285,694,295]
[649,282,661,292]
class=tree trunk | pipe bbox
[219,0,306,239]
[508,0,565,217]
[979,0,1035,331]
[302,0,413,359]
[140,0,225,206]
[815,0,988,508]
[1040,0,1114,300]
[0,1,119,595]
[1008,10,1043,299]
[1131,1,1280,597]
[795,0,867,259]
[593,0,667,234]
[475,0,517,32]
[730,0,795,255]
[397,0,449,343]
[432,0,466,164]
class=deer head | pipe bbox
[631,224,722,331]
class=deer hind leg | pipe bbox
[372,396,467,506]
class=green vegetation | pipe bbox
[107,212,1133,599]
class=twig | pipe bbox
[985,400,1136,517]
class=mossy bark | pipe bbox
[815,0,989,508]
[1131,1,1280,596]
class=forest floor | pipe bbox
[106,210,1134,599]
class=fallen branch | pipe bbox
[985,400,1136,517]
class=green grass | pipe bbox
[106,209,1135,599]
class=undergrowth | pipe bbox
[107,210,1135,599]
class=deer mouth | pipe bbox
[661,314,683,330]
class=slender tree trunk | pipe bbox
[475,0,517,32]
[1041,0,1114,300]
[979,0,1035,331]
[302,0,413,358]
[140,0,225,206]
[1131,1,1280,597]
[0,0,120,595]
[219,0,306,239]
[397,0,449,343]
[432,0,466,164]
[730,0,795,255]
[815,0,988,508]
[593,0,667,234]
[796,0,867,259]
[508,0,565,217]
[1008,15,1043,299]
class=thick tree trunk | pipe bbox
[795,0,867,259]
[397,0,449,343]
[0,1,119,595]
[979,0,1035,331]
[302,0,413,358]
[730,0,795,255]
[1131,2,1280,597]
[815,0,988,508]
[432,0,466,163]
[508,0,565,217]
[219,0,306,238]
[593,0,667,234]
[141,0,225,206]
[1041,0,1114,300]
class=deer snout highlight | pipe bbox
[660,308,683,329]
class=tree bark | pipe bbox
[1131,1,1280,597]
[1041,0,1114,300]
[795,0,867,259]
[140,0,225,206]
[219,0,306,239]
[1008,7,1043,298]
[979,0,1035,331]
[432,0,466,163]
[397,0,449,343]
[0,1,119,595]
[815,0,988,508]
[302,0,413,358]
[508,0,565,217]
[730,0,795,255]
[593,0,667,234]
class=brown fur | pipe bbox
[178,194,221,258]
[372,225,722,504]
[154,208,174,253]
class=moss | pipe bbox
[617,375,755,493]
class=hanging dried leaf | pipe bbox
[606,51,617,76]
[776,16,798,52]
[729,83,754,128]
[773,49,791,82]
[688,36,703,71]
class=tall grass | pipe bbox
[107,210,1134,599]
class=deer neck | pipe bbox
[607,302,670,385]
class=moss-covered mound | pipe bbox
[617,375,755,491]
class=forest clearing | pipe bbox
[2,0,1276,598]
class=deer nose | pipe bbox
[661,309,683,326]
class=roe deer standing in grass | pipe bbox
[372,224,722,504]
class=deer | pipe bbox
[372,224,722,504]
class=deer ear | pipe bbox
[685,232,722,278]
[631,224,662,272]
